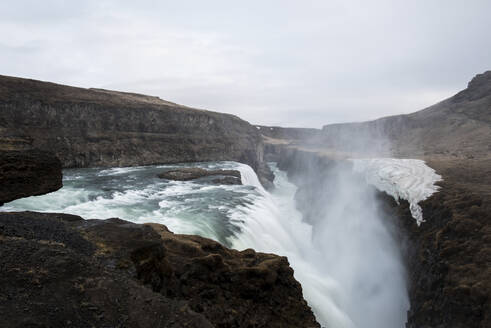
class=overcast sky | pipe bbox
[1,0,490,127]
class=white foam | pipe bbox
[351,158,442,225]
[97,166,146,176]
[229,163,409,328]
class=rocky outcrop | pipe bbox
[158,168,241,184]
[0,75,270,180]
[0,211,320,328]
[0,149,62,205]
[274,147,491,328]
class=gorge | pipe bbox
[1,72,490,327]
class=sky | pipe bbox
[1,0,490,128]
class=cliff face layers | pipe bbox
[0,75,265,172]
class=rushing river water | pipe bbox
[4,161,409,327]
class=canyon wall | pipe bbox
[0,75,266,175]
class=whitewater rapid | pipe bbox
[3,160,415,327]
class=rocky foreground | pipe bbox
[0,149,319,328]
[0,212,318,328]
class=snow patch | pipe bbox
[351,158,442,225]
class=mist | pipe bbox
[232,160,409,327]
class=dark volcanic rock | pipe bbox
[0,212,320,328]
[158,167,241,183]
[0,149,62,205]
[0,75,273,185]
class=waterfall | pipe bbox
[230,163,409,328]
[4,161,410,327]
[236,163,267,193]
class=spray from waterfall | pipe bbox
[231,163,409,328]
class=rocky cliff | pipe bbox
[0,75,267,175]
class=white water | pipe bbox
[4,161,410,327]
[232,163,409,328]
[352,158,442,225]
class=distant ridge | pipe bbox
[320,71,491,159]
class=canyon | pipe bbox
[1,71,490,327]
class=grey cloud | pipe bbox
[0,0,490,127]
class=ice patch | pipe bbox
[351,158,442,225]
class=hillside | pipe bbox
[320,71,491,159]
